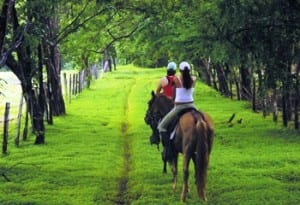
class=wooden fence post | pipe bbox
[69,74,72,103]
[2,102,10,154]
[80,70,84,92]
[15,95,24,146]
[72,74,76,95]
[76,73,79,94]
[22,101,29,141]
[63,72,68,101]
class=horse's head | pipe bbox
[144,91,173,146]
[144,91,160,127]
[144,91,173,127]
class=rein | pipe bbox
[146,108,161,129]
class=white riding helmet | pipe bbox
[167,62,177,70]
[179,61,191,71]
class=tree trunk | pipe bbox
[37,44,49,123]
[82,54,91,89]
[25,90,45,144]
[252,77,256,112]
[215,63,230,96]
[232,69,240,100]
[225,63,234,99]
[5,2,46,144]
[7,56,46,145]
[201,59,212,86]
[43,17,66,116]
[2,102,10,154]
[42,42,65,117]
[295,78,299,129]
[46,47,66,116]
[0,0,11,57]
[272,88,278,122]
[7,81,45,145]
[239,65,252,100]
[211,65,218,91]
[23,102,29,141]
[281,81,288,127]
[294,48,300,129]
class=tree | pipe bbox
[1,0,152,144]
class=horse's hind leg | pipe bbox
[171,154,178,191]
[181,154,191,202]
[191,153,197,184]
[162,159,167,174]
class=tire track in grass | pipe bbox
[114,80,135,205]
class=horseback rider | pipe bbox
[149,62,177,146]
[157,61,197,161]
[156,61,177,99]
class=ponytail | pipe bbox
[182,67,192,89]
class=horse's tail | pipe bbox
[194,118,209,201]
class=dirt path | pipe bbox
[114,81,134,205]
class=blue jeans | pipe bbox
[157,103,196,132]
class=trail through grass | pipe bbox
[1,65,300,205]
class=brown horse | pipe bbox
[145,91,214,202]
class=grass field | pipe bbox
[0,65,300,205]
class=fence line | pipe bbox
[1,68,101,153]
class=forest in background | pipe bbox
[0,0,300,144]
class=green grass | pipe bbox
[1,65,300,205]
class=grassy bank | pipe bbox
[1,65,299,205]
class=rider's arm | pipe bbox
[172,76,180,101]
[156,78,163,94]
[192,76,197,87]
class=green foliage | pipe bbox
[212,0,300,85]
[1,66,299,204]
[58,0,149,69]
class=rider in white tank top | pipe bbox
[174,77,194,103]
[158,61,197,133]
[157,61,197,161]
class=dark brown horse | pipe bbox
[145,91,214,202]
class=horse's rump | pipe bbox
[174,111,213,152]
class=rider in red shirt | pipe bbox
[156,62,177,99]
[158,61,196,161]
[150,62,177,146]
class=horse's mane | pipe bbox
[155,93,174,115]
[156,93,173,104]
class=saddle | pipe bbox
[167,108,203,140]
[149,108,204,145]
